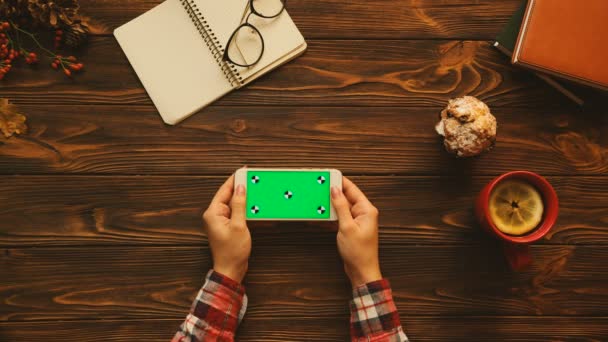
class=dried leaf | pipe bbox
[0,98,28,138]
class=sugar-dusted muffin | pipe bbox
[435,96,497,157]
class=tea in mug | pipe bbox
[488,180,544,236]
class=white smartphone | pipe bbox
[234,167,343,221]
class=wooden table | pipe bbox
[1,1,608,341]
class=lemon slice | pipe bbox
[489,180,544,236]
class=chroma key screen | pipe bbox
[246,170,331,220]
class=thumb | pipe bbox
[230,184,247,225]
[331,186,355,228]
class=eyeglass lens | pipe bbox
[224,0,286,67]
[251,0,285,18]
[225,25,264,66]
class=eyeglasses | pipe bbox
[223,0,286,68]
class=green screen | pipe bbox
[246,170,331,220]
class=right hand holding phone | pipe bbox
[331,177,383,288]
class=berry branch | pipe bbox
[0,20,84,80]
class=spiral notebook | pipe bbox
[114,0,306,125]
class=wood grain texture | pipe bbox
[2,1,608,340]
[2,244,608,322]
[1,176,607,247]
[2,316,608,342]
[1,38,586,108]
[0,105,605,175]
[81,0,523,40]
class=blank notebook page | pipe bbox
[114,0,246,124]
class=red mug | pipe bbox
[475,171,559,271]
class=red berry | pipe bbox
[51,62,58,69]
[1,22,9,30]
[56,29,63,35]
[67,56,76,62]
[64,69,71,77]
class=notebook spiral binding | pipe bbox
[179,0,244,88]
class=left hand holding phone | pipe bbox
[202,175,251,283]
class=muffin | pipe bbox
[435,96,497,157]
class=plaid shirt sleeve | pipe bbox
[350,279,408,342]
[172,270,247,342]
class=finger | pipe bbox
[351,202,369,218]
[217,203,231,218]
[211,175,235,205]
[202,204,226,229]
[342,177,374,210]
[331,186,356,230]
[205,202,231,218]
[230,184,247,227]
[352,202,379,227]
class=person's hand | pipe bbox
[331,177,382,288]
[202,175,251,283]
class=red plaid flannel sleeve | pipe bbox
[172,270,247,342]
[350,279,408,342]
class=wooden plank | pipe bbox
[1,245,608,321]
[1,105,606,175]
[2,316,608,341]
[1,176,606,247]
[1,38,582,108]
[82,0,522,40]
